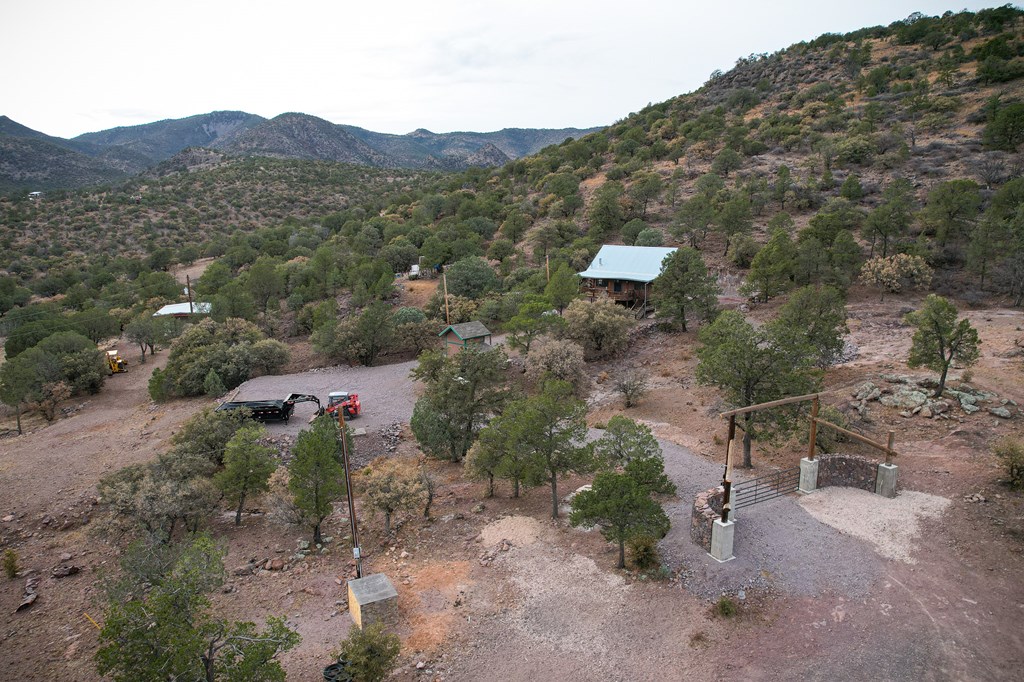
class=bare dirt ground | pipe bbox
[1,288,1023,681]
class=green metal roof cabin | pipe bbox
[438,321,492,356]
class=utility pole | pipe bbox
[186,274,194,314]
[442,273,450,325]
[337,408,362,578]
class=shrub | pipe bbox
[715,596,738,618]
[859,254,933,299]
[634,228,664,246]
[615,368,650,408]
[628,534,660,571]
[158,318,289,398]
[3,549,17,579]
[562,298,631,360]
[814,405,849,453]
[337,622,401,682]
[203,370,225,397]
[525,337,587,395]
[728,235,760,268]
[993,437,1024,489]
[359,457,425,534]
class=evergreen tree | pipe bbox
[570,472,670,569]
[905,295,981,397]
[741,229,796,302]
[518,380,595,518]
[653,247,720,331]
[696,311,819,467]
[288,417,346,545]
[544,263,580,314]
[214,424,277,526]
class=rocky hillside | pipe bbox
[0,110,600,192]
[73,110,264,169]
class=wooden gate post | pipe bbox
[721,415,735,523]
[807,396,819,461]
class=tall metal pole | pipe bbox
[337,408,362,578]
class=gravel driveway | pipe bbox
[229,359,420,437]
[237,361,889,601]
[656,439,886,600]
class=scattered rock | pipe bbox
[963,404,981,415]
[919,407,933,419]
[879,388,928,410]
[853,382,881,402]
[16,578,39,612]
[298,540,310,551]
[1,515,14,523]
[268,558,285,571]
[51,565,80,579]
[964,493,987,503]
[59,552,73,562]
[471,503,485,514]
[989,407,1012,419]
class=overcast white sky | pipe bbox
[0,1,1004,139]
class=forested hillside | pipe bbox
[2,6,1023,356]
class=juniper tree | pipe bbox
[570,472,670,569]
[905,295,981,397]
[653,247,720,332]
[696,311,819,467]
[214,424,277,526]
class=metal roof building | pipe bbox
[578,245,677,283]
[153,302,212,317]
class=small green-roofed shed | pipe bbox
[438,321,492,356]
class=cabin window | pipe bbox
[613,281,622,293]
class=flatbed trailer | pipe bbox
[216,393,323,423]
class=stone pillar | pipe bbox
[875,463,898,499]
[347,573,398,629]
[709,519,735,562]
[799,457,819,494]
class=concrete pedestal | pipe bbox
[799,457,819,493]
[875,463,898,499]
[709,519,735,562]
[347,573,398,629]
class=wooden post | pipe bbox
[721,415,736,523]
[807,396,819,461]
[886,431,895,465]
[186,274,194,314]
[442,273,450,326]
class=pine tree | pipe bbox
[214,424,277,526]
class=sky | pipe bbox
[0,0,1006,139]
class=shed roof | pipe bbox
[153,302,212,316]
[578,245,677,283]
[438,320,492,340]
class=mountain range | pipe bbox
[0,111,601,192]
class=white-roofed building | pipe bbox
[153,302,212,317]
[578,245,676,309]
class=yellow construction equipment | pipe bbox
[106,349,128,374]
